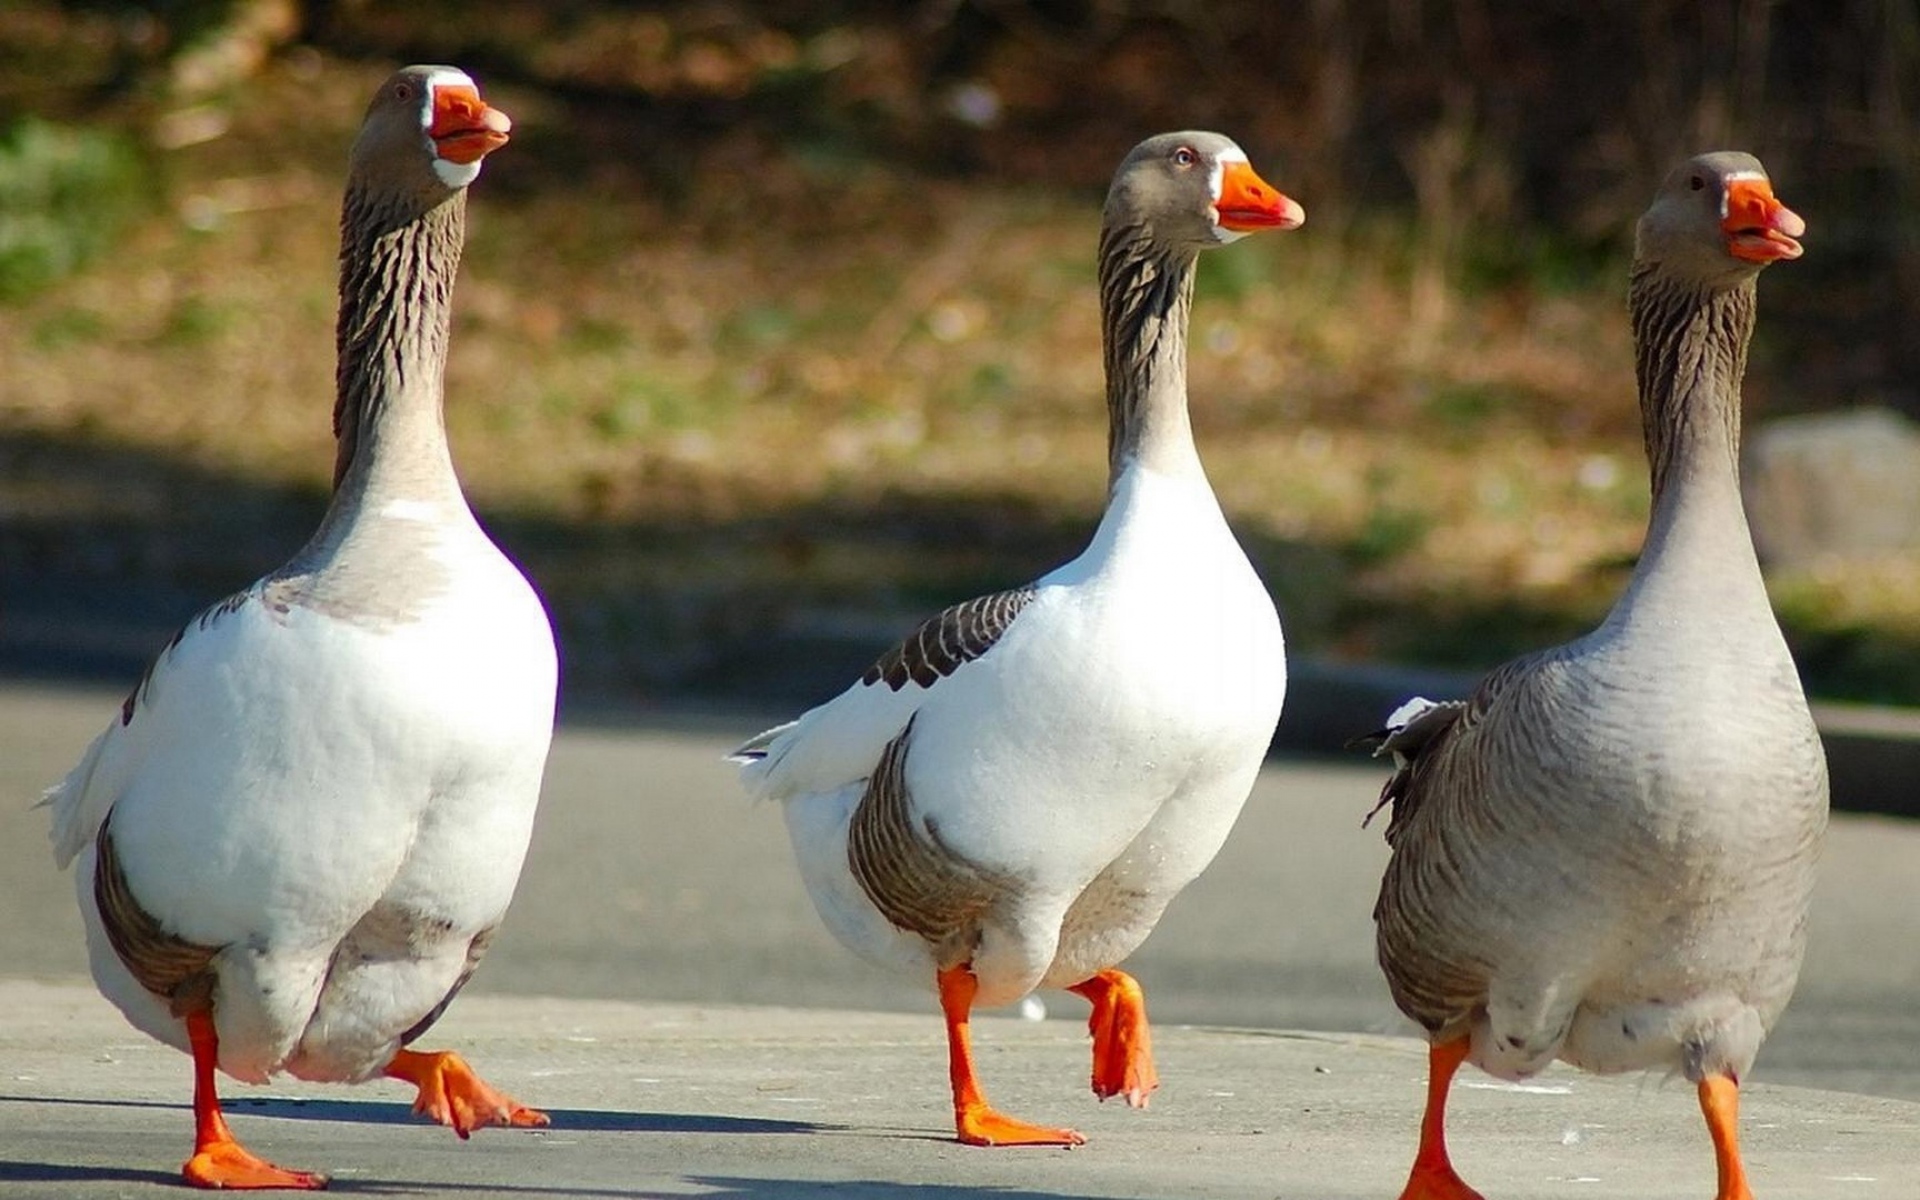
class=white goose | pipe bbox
[42,66,556,1190]
[1362,153,1827,1200]
[733,132,1302,1146]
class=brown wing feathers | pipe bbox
[862,588,1036,692]
[93,817,221,1018]
[846,716,1027,966]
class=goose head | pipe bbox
[1635,151,1804,286]
[349,65,512,205]
[1103,131,1305,250]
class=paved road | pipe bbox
[6,980,1917,1199]
[3,678,1918,1104]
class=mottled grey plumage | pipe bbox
[1370,152,1828,1093]
[92,817,218,1018]
[845,717,1028,966]
[1356,694,1469,838]
[861,588,1037,692]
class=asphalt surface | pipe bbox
[5,980,1917,1199]
[3,678,1919,1196]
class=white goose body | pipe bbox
[43,66,553,1188]
[53,500,554,1084]
[753,456,1284,1006]
[737,131,1303,1145]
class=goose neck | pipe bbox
[1098,224,1203,488]
[1617,266,1768,613]
[329,183,467,508]
[1629,267,1756,509]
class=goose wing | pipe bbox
[1363,655,1546,1035]
[42,587,264,868]
[1358,657,1538,845]
[732,586,1038,801]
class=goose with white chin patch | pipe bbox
[42,66,556,1190]
[733,131,1302,1147]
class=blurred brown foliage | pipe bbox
[8,0,1919,409]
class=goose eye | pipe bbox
[1172,147,1197,168]
[394,82,413,102]
[1689,174,1706,192]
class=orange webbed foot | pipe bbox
[1397,1160,1486,1200]
[183,1140,329,1191]
[182,1010,329,1189]
[1069,969,1158,1107]
[384,1048,549,1138]
[955,1102,1086,1148]
[1396,1037,1484,1200]
[936,963,1083,1148]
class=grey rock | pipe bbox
[1744,407,1920,566]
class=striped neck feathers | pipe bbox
[331,182,466,493]
[1628,264,1757,504]
[1098,221,1200,488]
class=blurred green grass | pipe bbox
[0,117,146,302]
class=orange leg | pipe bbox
[1067,968,1158,1107]
[383,1048,549,1138]
[1398,1036,1485,1200]
[1699,1073,1755,1200]
[181,1011,328,1190]
[937,964,1085,1147]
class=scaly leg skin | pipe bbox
[937,963,1085,1147]
[181,1010,329,1190]
[1397,1036,1485,1200]
[1699,1073,1755,1200]
[1068,968,1158,1107]
[383,1048,550,1138]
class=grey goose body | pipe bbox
[1365,153,1827,1200]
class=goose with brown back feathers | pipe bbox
[732,132,1302,1146]
[1361,152,1827,1200]
[42,66,556,1190]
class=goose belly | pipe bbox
[94,591,556,1081]
[1401,662,1825,1083]
[907,575,1282,1002]
[1453,840,1818,1083]
[1556,890,1811,1081]
[782,782,940,980]
[1041,744,1269,989]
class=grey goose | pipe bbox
[1361,153,1827,1200]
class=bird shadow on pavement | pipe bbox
[223,1095,832,1136]
[0,1092,829,1136]
[0,1162,177,1189]
[0,1161,642,1198]
[686,1180,1103,1200]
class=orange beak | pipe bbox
[1723,177,1803,263]
[429,84,511,165]
[1216,159,1305,233]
